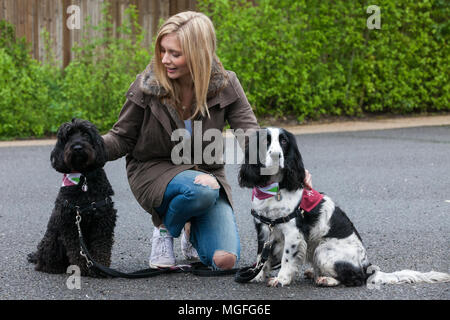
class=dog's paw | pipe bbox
[267,277,281,287]
[267,276,291,287]
[304,268,314,280]
[315,276,340,287]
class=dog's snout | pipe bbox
[270,151,281,158]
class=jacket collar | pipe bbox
[139,58,229,101]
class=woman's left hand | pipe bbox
[304,169,313,190]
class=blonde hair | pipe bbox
[152,11,219,119]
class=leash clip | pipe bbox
[75,208,82,235]
[79,250,94,268]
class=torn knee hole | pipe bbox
[213,250,236,270]
[194,174,220,189]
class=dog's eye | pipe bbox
[280,138,287,145]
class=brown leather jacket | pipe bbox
[103,61,259,226]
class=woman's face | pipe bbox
[160,33,190,83]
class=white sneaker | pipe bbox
[149,227,176,268]
[181,228,199,261]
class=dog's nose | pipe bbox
[72,144,83,152]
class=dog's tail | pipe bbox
[27,252,37,264]
[367,266,450,285]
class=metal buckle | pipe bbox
[79,250,93,268]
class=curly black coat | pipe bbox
[28,118,117,277]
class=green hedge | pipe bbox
[0,3,151,139]
[0,0,448,138]
[0,21,53,137]
[199,0,449,121]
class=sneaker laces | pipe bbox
[181,228,199,260]
[155,230,171,255]
[149,229,175,267]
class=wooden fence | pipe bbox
[0,0,196,68]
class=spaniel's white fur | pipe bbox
[239,127,450,287]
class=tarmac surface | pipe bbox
[0,116,449,300]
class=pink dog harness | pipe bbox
[298,188,323,212]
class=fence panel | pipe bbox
[0,0,196,68]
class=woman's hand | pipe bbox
[304,169,313,190]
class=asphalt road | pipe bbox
[0,126,449,300]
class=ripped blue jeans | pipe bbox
[154,170,240,269]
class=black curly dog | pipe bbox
[28,118,116,277]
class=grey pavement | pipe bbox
[0,125,449,300]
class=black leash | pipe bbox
[234,225,275,283]
[74,208,238,278]
[234,199,305,283]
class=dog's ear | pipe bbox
[238,163,260,188]
[238,129,272,188]
[83,120,107,168]
[50,121,72,173]
[239,163,272,188]
[281,130,305,191]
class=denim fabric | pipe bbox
[154,170,240,269]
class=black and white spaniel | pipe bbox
[238,127,450,287]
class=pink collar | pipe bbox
[252,182,279,201]
[252,183,323,212]
[62,173,81,187]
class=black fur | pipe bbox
[325,206,362,241]
[334,261,370,287]
[295,200,322,240]
[278,130,305,191]
[238,129,272,188]
[28,118,117,277]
